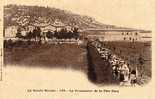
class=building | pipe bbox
[140,30,152,42]
[40,25,56,33]
[4,26,18,38]
[4,24,73,39]
[81,29,152,42]
[4,23,151,42]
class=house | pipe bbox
[4,26,18,38]
[4,25,34,38]
[40,25,56,32]
[52,19,66,31]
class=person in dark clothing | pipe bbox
[130,70,137,86]
[120,73,124,82]
[131,70,136,75]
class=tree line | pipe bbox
[16,26,79,41]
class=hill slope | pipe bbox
[4,4,122,30]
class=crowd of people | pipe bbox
[89,40,137,86]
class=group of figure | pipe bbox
[90,40,137,86]
[109,55,137,86]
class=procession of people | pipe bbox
[89,40,137,86]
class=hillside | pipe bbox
[4,4,123,30]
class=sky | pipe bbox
[3,0,155,30]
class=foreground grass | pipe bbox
[4,41,152,86]
[4,43,88,72]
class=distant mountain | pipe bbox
[4,4,126,30]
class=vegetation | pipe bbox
[45,27,79,40]
[4,4,117,29]
[4,43,88,73]
[14,27,79,41]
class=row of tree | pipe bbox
[46,28,79,40]
[16,26,79,41]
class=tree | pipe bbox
[25,31,33,40]
[72,27,79,39]
[54,30,58,39]
[16,28,23,39]
[46,31,53,39]
[36,26,42,40]
[32,27,42,41]
[32,28,37,41]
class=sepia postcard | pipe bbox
[0,0,155,99]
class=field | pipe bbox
[4,43,88,73]
[4,41,152,85]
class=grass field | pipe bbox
[4,43,88,73]
[4,41,152,85]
